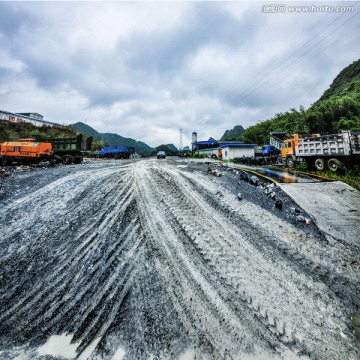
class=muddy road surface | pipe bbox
[0,158,359,360]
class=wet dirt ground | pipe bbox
[0,158,359,360]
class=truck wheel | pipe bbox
[0,158,8,166]
[62,155,74,165]
[327,158,341,172]
[314,158,326,171]
[211,154,217,159]
[286,157,294,168]
[73,156,83,164]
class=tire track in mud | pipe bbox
[181,170,360,312]
[0,159,359,360]
[134,160,360,359]
[0,163,147,356]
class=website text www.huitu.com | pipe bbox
[262,4,354,13]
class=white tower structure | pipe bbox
[192,131,197,154]
[179,128,183,151]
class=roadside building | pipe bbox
[193,139,257,160]
[0,109,61,127]
[16,112,44,120]
[220,143,257,160]
[193,140,218,158]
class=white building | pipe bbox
[220,144,256,160]
[0,110,61,127]
[194,140,257,160]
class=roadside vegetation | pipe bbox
[234,59,360,190]
[322,166,360,191]
[0,121,77,142]
[240,59,360,145]
[284,162,360,191]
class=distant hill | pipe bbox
[220,125,245,141]
[165,144,178,152]
[240,59,360,145]
[318,59,360,101]
[71,122,102,140]
[150,144,178,156]
[71,122,154,155]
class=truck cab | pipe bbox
[281,139,296,167]
[261,145,280,156]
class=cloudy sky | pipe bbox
[0,1,359,148]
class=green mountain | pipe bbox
[71,122,102,141]
[240,59,360,146]
[71,122,154,155]
[150,144,178,156]
[318,59,360,101]
[220,125,245,141]
[165,143,178,152]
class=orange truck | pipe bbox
[0,140,54,166]
[281,131,360,171]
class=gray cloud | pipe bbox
[121,3,257,73]
[0,2,359,147]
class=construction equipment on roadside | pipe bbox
[35,134,85,165]
[93,145,135,159]
[0,140,54,166]
[281,131,360,171]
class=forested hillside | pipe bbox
[240,59,360,145]
[220,125,245,140]
[72,122,154,155]
[0,121,76,142]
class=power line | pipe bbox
[228,8,360,108]
[226,8,352,108]
[231,9,359,108]
[204,3,359,122]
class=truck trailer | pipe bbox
[93,146,135,159]
[37,134,85,165]
[282,130,360,171]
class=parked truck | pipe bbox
[282,130,360,171]
[36,134,85,165]
[0,140,54,166]
[234,132,284,165]
[93,145,135,159]
[234,144,281,165]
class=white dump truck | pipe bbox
[281,130,360,171]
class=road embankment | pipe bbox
[278,181,360,246]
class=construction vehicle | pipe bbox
[35,134,85,165]
[281,130,360,171]
[93,145,135,159]
[233,132,283,165]
[0,140,54,166]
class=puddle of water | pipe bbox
[351,313,360,340]
[178,348,195,360]
[37,334,77,359]
[79,337,101,360]
[36,333,102,359]
[112,347,126,360]
[226,164,322,183]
